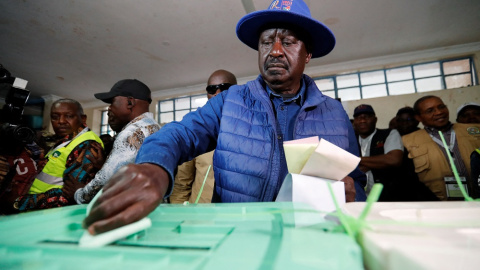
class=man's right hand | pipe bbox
[82,163,170,235]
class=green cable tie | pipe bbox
[328,182,384,240]
[195,165,211,204]
[358,183,383,222]
[327,182,354,238]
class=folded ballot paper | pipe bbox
[276,136,360,213]
[79,189,152,248]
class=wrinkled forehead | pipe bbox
[51,102,80,114]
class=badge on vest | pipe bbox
[444,176,467,198]
[467,127,480,135]
[51,151,61,158]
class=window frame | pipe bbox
[313,56,477,101]
[157,93,207,124]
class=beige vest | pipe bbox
[402,123,480,200]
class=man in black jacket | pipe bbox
[353,104,404,200]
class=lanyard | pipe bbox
[46,128,89,158]
[430,130,456,156]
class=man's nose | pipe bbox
[269,40,284,57]
[58,115,66,123]
[213,88,222,97]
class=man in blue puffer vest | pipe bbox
[84,0,366,235]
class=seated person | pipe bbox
[353,104,404,200]
[1,98,104,212]
[395,107,419,136]
[71,79,161,204]
[403,96,480,200]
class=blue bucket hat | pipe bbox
[236,0,335,58]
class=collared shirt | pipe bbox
[266,79,306,141]
[424,124,469,179]
[15,127,102,211]
[74,112,160,204]
[267,80,306,197]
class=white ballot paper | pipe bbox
[277,136,360,213]
[79,189,152,248]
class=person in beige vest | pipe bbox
[169,70,237,203]
[403,95,480,200]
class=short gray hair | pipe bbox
[52,98,85,116]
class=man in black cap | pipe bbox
[65,79,161,204]
[84,0,365,235]
[353,104,405,200]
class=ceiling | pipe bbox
[1,0,479,109]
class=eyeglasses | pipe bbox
[206,83,232,95]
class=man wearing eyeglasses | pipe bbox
[84,0,366,235]
[170,70,237,203]
[403,95,480,200]
[205,70,237,100]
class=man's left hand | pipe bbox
[341,176,356,202]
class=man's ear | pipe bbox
[127,97,135,107]
[81,115,87,125]
[306,53,312,64]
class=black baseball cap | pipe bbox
[95,79,152,104]
[353,104,375,117]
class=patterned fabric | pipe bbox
[74,112,160,204]
[14,131,102,211]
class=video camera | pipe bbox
[0,65,36,154]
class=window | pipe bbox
[100,110,115,136]
[158,93,207,124]
[314,57,477,101]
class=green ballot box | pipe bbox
[0,202,363,270]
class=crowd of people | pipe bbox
[0,0,478,238]
[352,100,480,202]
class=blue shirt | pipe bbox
[266,79,306,141]
[267,80,306,196]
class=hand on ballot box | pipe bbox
[82,163,169,235]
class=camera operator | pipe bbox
[0,65,43,213]
[0,98,105,213]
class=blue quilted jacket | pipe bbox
[136,75,366,202]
